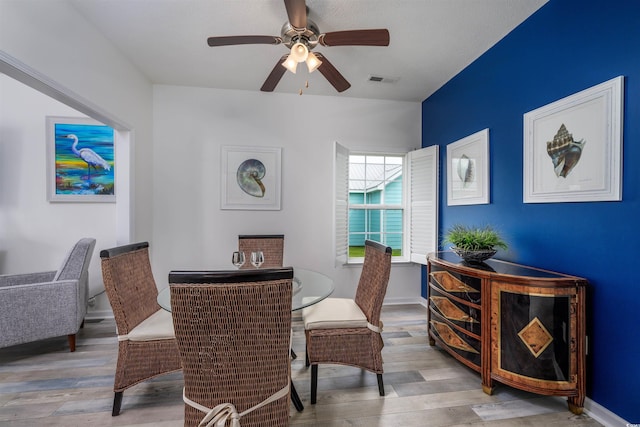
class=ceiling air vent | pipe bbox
[367,75,399,83]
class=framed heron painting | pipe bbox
[46,116,115,202]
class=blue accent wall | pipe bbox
[421,0,640,421]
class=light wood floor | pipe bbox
[0,304,601,426]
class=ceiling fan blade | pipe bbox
[319,29,390,47]
[207,35,281,47]
[261,56,288,92]
[284,0,307,30]
[315,53,351,93]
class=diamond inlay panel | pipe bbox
[517,317,553,358]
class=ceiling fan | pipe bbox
[206,0,390,93]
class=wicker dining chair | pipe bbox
[238,234,300,369]
[302,239,392,404]
[169,268,293,427]
[100,242,182,416]
[238,234,284,269]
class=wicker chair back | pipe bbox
[169,267,293,427]
[238,235,284,269]
[100,242,159,334]
[354,239,393,327]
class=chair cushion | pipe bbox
[125,308,175,341]
[302,298,368,330]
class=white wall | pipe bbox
[0,0,154,242]
[0,74,115,298]
[152,85,423,301]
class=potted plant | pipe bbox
[442,224,508,263]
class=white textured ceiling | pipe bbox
[70,0,547,102]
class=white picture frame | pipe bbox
[221,146,282,210]
[523,76,623,203]
[46,116,115,203]
[447,128,490,206]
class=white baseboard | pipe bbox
[85,309,113,320]
[383,296,428,307]
[584,397,630,427]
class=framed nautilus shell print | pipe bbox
[446,128,490,206]
[221,146,281,210]
[523,76,623,203]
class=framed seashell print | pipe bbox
[447,128,490,206]
[523,76,623,203]
[221,146,281,210]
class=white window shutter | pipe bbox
[408,145,439,265]
[334,142,349,266]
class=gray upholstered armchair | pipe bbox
[0,237,96,352]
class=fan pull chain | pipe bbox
[299,80,310,96]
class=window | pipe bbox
[348,154,404,258]
[334,142,439,265]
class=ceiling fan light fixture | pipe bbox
[206,1,390,94]
[290,42,309,62]
[282,54,298,73]
[305,52,322,73]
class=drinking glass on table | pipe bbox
[232,251,245,268]
[250,251,264,268]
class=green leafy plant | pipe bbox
[442,224,508,251]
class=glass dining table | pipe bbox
[156,267,334,312]
[156,267,334,412]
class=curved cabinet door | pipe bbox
[491,281,581,394]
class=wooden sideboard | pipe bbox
[427,251,587,414]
